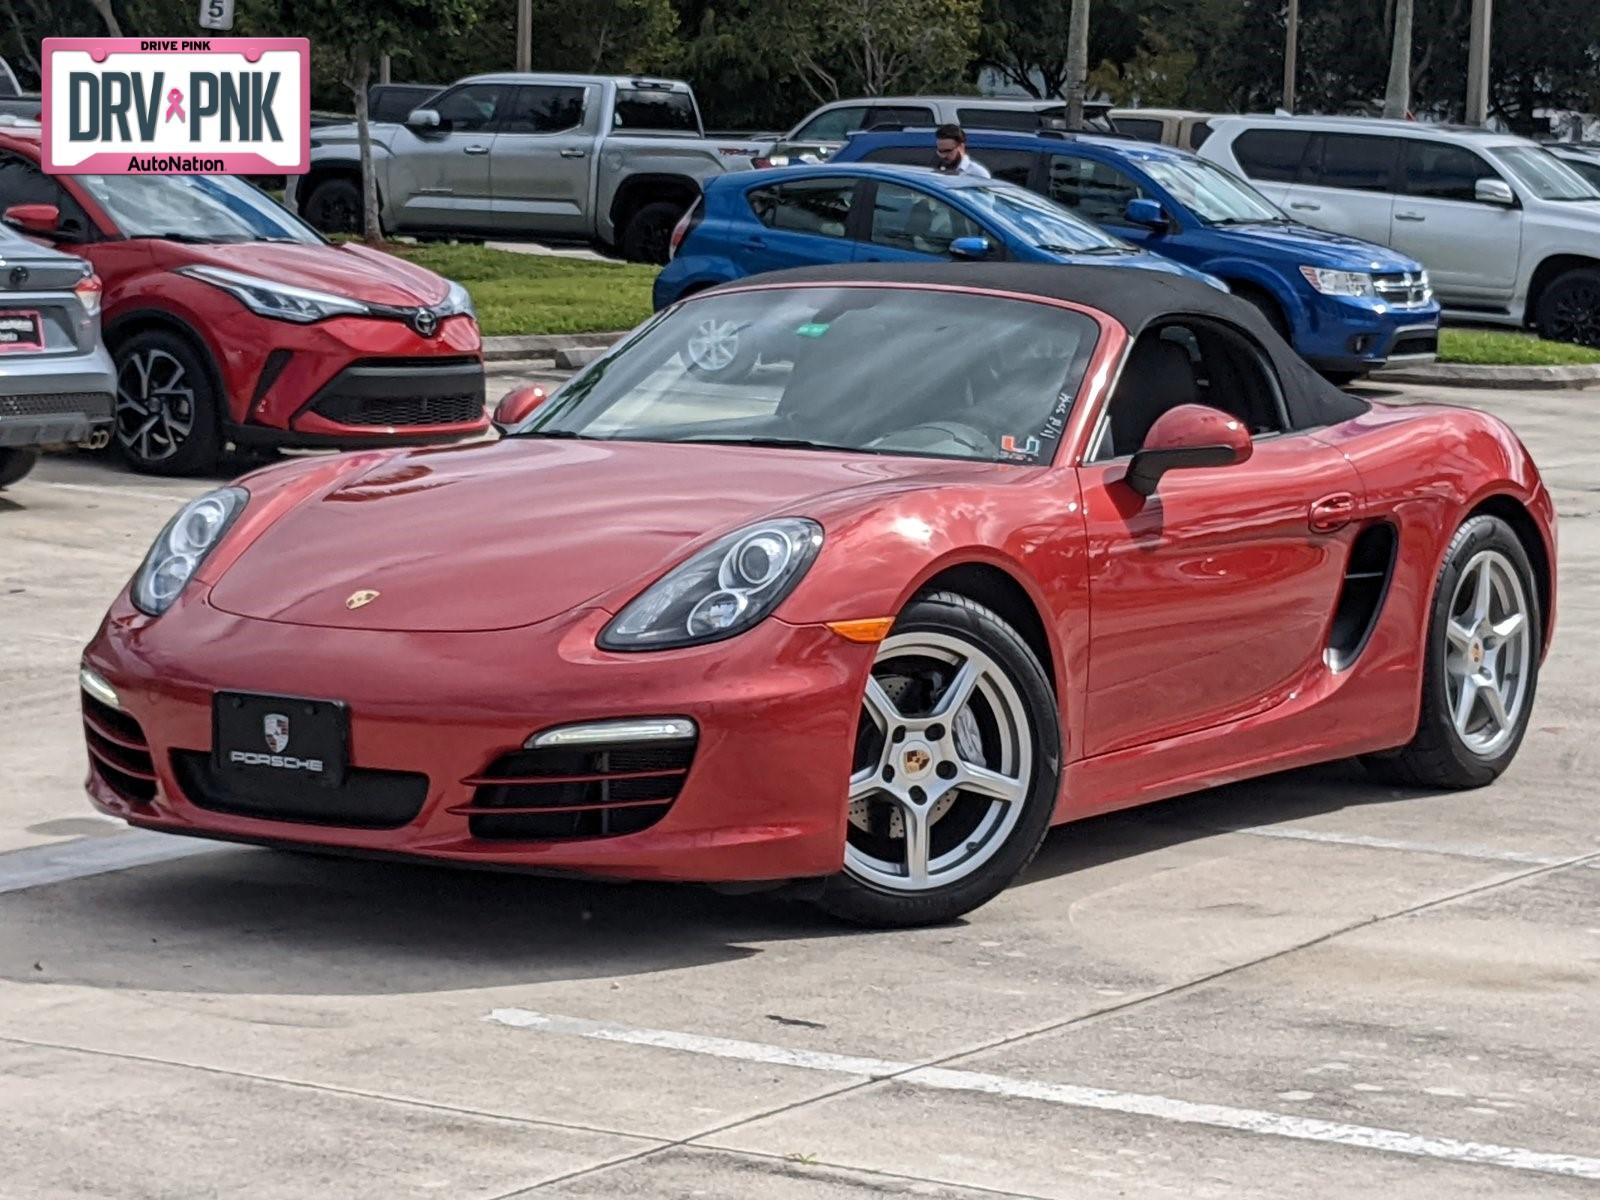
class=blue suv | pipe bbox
[833,129,1441,381]
[654,163,1225,311]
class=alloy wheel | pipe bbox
[685,318,743,373]
[1444,549,1533,758]
[845,631,1033,893]
[117,348,195,465]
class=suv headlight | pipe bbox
[131,487,248,616]
[601,518,823,651]
[438,279,475,319]
[177,265,371,323]
[1299,266,1376,298]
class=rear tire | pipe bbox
[1363,515,1540,789]
[816,592,1062,928]
[621,201,683,265]
[302,176,363,236]
[113,330,221,476]
[0,447,39,489]
[1533,267,1600,348]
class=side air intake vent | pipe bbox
[1326,522,1398,672]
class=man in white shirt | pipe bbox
[933,124,991,178]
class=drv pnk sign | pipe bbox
[41,38,308,175]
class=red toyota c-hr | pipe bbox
[0,127,487,474]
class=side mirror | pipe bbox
[3,202,60,237]
[949,235,991,260]
[1125,403,1253,497]
[1474,178,1515,206]
[1125,198,1168,230]
[406,108,442,131]
[492,385,549,433]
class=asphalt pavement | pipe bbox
[1,375,1596,1199]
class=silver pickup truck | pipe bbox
[287,74,765,262]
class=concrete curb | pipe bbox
[482,332,627,362]
[1372,361,1600,390]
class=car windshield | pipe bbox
[73,173,323,242]
[1140,157,1286,224]
[517,286,1099,465]
[959,184,1128,252]
[1490,145,1600,202]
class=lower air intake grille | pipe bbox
[171,751,428,829]
[464,739,696,841]
[82,692,157,805]
[311,391,486,427]
[3,392,114,420]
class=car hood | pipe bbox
[207,437,990,633]
[172,241,449,307]
[1052,249,1224,288]
[1208,222,1420,272]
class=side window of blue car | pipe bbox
[1045,156,1144,225]
[747,179,856,239]
[869,182,984,255]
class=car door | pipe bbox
[1280,132,1399,244]
[1391,138,1521,305]
[740,177,862,271]
[489,83,594,236]
[854,179,993,263]
[1076,320,1364,755]
[387,82,506,232]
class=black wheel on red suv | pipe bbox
[113,330,221,476]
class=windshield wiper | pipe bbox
[518,428,588,440]
[129,231,247,244]
[678,434,871,454]
[1210,216,1291,226]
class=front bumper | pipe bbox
[81,595,870,882]
[1296,291,1441,373]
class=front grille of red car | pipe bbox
[170,751,429,830]
[312,392,486,427]
[461,740,697,841]
[82,693,157,806]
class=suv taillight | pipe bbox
[668,199,703,260]
[73,273,103,318]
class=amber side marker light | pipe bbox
[826,617,895,643]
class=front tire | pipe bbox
[816,592,1062,927]
[1364,515,1540,788]
[1534,268,1600,348]
[621,201,683,265]
[113,330,221,476]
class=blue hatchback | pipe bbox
[654,163,1224,311]
[833,129,1442,379]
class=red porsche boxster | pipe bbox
[79,264,1555,926]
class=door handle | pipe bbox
[1309,492,1356,533]
[1289,201,1321,211]
[1395,211,1425,221]
[463,145,489,155]
[560,148,587,159]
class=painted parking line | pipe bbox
[486,1009,1600,1183]
[34,481,198,505]
[1231,825,1575,866]
[0,830,222,896]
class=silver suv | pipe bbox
[1200,115,1600,345]
[0,221,113,489]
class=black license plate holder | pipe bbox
[213,692,348,788]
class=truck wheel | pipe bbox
[621,201,683,265]
[302,177,362,235]
[1534,268,1600,348]
[0,448,39,489]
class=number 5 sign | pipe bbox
[199,0,234,31]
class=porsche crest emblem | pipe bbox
[902,747,932,776]
[345,589,381,610]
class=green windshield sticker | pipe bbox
[795,322,830,338]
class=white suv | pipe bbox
[1199,115,1600,345]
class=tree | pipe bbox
[775,0,980,103]
[1383,0,1414,118]
[281,0,490,243]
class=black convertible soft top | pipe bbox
[714,262,1370,431]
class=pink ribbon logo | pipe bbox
[164,88,185,123]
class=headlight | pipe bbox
[131,487,247,616]
[438,279,475,319]
[1299,266,1376,298]
[601,518,823,651]
[177,265,370,323]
